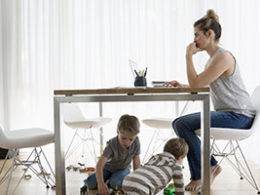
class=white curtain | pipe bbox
[1,0,260,165]
[0,1,4,127]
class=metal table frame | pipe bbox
[54,91,210,195]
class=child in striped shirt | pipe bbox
[122,138,188,195]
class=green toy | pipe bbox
[163,183,175,195]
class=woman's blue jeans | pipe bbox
[172,111,254,180]
[84,168,130,189]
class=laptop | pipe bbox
[151,81,166,87]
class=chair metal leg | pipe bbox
[142,128,174,164]
[65,129,79,158]
[0,150,12,185]
[81,129,87,157]
[0,150,10,176]
[0,147,56,194]
[236,141,260,193]
[150,130,161,153]
[212,139,260,193]
[66,138,84,159]
[0,149,35,187]
[40,146,56,178]
[89,128,97,163]
[142,129,158,164]
[231,141,243,179]
[6,149,19,194]
[65,128,99,164]
[34,148,54,188]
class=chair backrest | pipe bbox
[62,103,85,122]
[249,85,260,134]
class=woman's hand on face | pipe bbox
[164,80,183,88]
[186,42,201,57]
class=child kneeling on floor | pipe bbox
[122,138,188,195]
[83,114,141,195]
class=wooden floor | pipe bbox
[0,148,260,195]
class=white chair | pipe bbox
[142,102,190,163]
[0,125,55,194]
[63,103,112,163]
[142,118,174,163]
[196,85,260,193]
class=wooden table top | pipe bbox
[54,87,209,96]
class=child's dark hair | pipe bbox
[117,114,140,135]
[194,9,222,42]
[163,138,189,159]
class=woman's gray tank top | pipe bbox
[207,47,255,117]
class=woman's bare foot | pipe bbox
[185,180,201,191]
[185,164,222,191]
[211,164,222,184]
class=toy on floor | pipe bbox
[80,185,126,195]
[78,162,85,166]
[66,165,79,171]
[24,174,32,180]
[38,171,51,179]
[110,187,126,195]
[66,164,95,173]
[80,184,88,195]
[163,183,175,195]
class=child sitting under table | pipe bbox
[82,114,141,195]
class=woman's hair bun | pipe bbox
[206,9,219,23]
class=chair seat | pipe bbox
[196,127,253,140]
[1,128,54,149]
[142,118,173,129]
[64,117,112,129]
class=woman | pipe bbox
[165,9,255,191]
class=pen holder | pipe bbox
[134,76,147,87]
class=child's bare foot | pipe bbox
[185,180,201,191]
[211,164,222,184]
[185,164,222,191]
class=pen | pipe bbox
[144,67,148,77]
[134,70,139,77]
